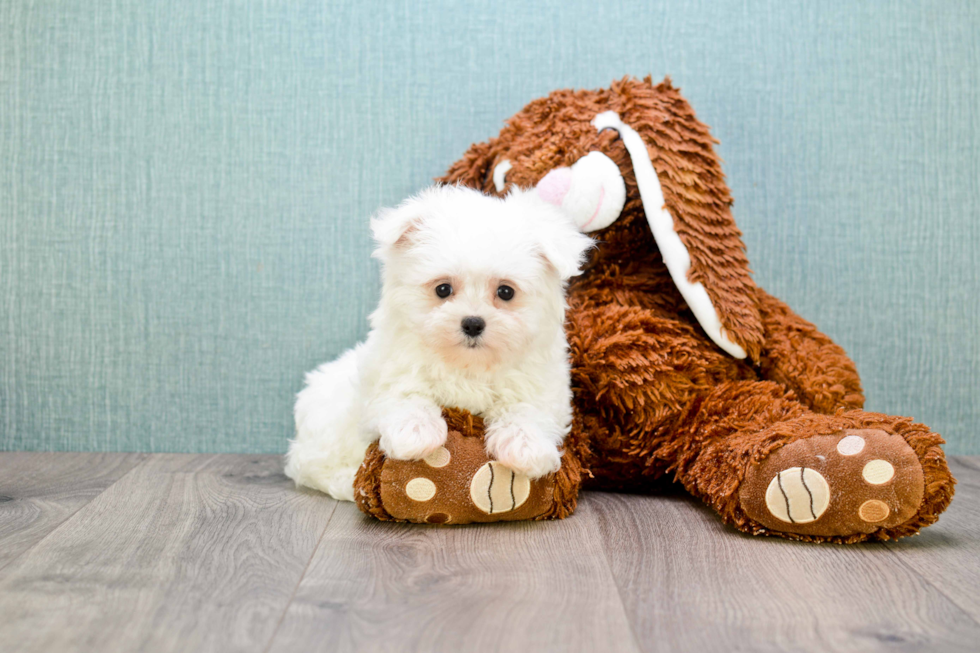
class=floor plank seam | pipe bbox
[262,497,340,653]
[881,545,980,630]
[0,453,150,575]
[583,495,645,653]
[889,452,980,626]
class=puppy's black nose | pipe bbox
[461,316,485,337]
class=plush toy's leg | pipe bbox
[670,381,955,543]
[567,304,954,542]
[353,408,584,524]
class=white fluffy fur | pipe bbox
[285,185,593,501]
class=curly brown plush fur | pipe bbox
[424,76,956,542]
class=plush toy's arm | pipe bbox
[754,288,864,414]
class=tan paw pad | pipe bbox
[836,434,866,456]
[470,462,530,514]
[764,467,830,524]
[405,477,436,501]
[859,499,890,522]
[862,459,895,485]
[424,446,451,468]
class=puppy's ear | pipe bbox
[537,212,595,280]
[370,198,424,260]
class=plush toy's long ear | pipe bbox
[603,77,765,361]
[438,139,496,192]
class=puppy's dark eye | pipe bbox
[496,285,515,301]
[435,283,453,299]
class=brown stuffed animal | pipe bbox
[355,76,954,543]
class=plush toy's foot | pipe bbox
[354,408,581,524]
[740,429,926,538]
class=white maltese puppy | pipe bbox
[285,184,592,501]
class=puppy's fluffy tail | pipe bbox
[285,346,366,501]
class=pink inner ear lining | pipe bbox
[392,221,421,248]
[536,167,573,206]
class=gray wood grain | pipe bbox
[267,500,641,653]
[0,454,337,653]
[1,454,977,652]
[0,453,146,572]
[2,1,978,458]
[587,482,980,653]
[884,457,980,623]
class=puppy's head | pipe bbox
[371,185,592,370]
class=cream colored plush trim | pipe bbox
[493,160,512,192]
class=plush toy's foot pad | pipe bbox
[354,415,562,524]
[740,429,925,537]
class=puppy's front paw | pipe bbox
[378,407,448,461]
[486,422,562,479]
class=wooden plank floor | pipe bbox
[0,453,977,653]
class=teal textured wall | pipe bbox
[2,1,978,454]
